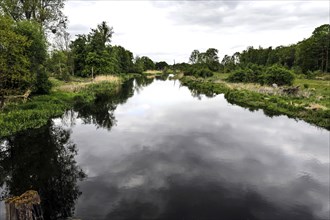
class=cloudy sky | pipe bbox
[64,0,329,64]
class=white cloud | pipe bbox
[64,0,329,63]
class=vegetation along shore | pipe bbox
[1,8,329,137]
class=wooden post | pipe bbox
[5,190,44,220]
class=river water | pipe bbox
[0,77,329,220]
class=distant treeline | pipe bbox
[48,21,169,79]
[171,24,329,85]
[0,15,167,96]
[221,24,329,74]
[1,3,328,97]
[175,24,329,75]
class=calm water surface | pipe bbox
[1,77,329,220]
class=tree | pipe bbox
[140,56,155,71]
[155,61,168,70]
[0,15,50,95]
[70,34,88,76]
[0,16,31,95]
[188,48,220,71]
[111,46,134,73]
[89,21,113,52]
[0,0,67,31]
[311,24,329,72]
[132,56,144,73]
[189,50,200,64]
[221,55,235,73]
[15,19,51,93]
[0,121,86,219]
[205,48,219,63]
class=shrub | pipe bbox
[228,65,294,86]
[184,65,213,78]
[228,69,250,82]
[228,66,264,83]
[264,65,294,86]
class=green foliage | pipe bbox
[70,22,136,76]
[189,50,200,64]
[0,16,31,95]
[0,16,50,95]
[70,34,88,76]
[46,50,71,81]
[140,56,155,71]
[155,61,169,70]
[15,20,51,94]
[263,65,294,86]
[189,48,221,71]
[226,24,329,74]
[132,56,144,74]
[111,46,134,73]
[35,66,52,94]
[184,64,213,78]
[228,65,294,86]
[295,24,329,73]
[0,79,121,138]
[173,62,190,72]
[0,0,66,31]
[228,64,264,83]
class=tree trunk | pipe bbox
[5,190,44,220]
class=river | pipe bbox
[0,76,329,220]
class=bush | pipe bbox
[264,65,294,86]
[228,65,294,86]
[34,66,52,94]
[228,65,264,83]
[228,69,251,82]
[184,64,213,78]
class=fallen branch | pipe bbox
[4,89,31,101]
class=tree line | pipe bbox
[0,0,169,97]
[179,24,329,85]
[220,24,329,74]
[1,0,328,96]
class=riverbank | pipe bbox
[180,74,329,130]
[0,75,123,138]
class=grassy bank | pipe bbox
[180,75,330,130]
[0,75,122,138]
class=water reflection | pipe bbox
[0,121,86,219]
[0,77,328,220]
[0,76,154,219]
[71,79,329,220]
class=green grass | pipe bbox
[180,76,330,130]
[294,78,329,108]
[0,79,121,138]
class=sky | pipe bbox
[64,0,330,64]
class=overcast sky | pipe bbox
[64,0,329,64]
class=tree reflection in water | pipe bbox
[0,121,86,219]
[0,76,154,219]
[72,77,154,130]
